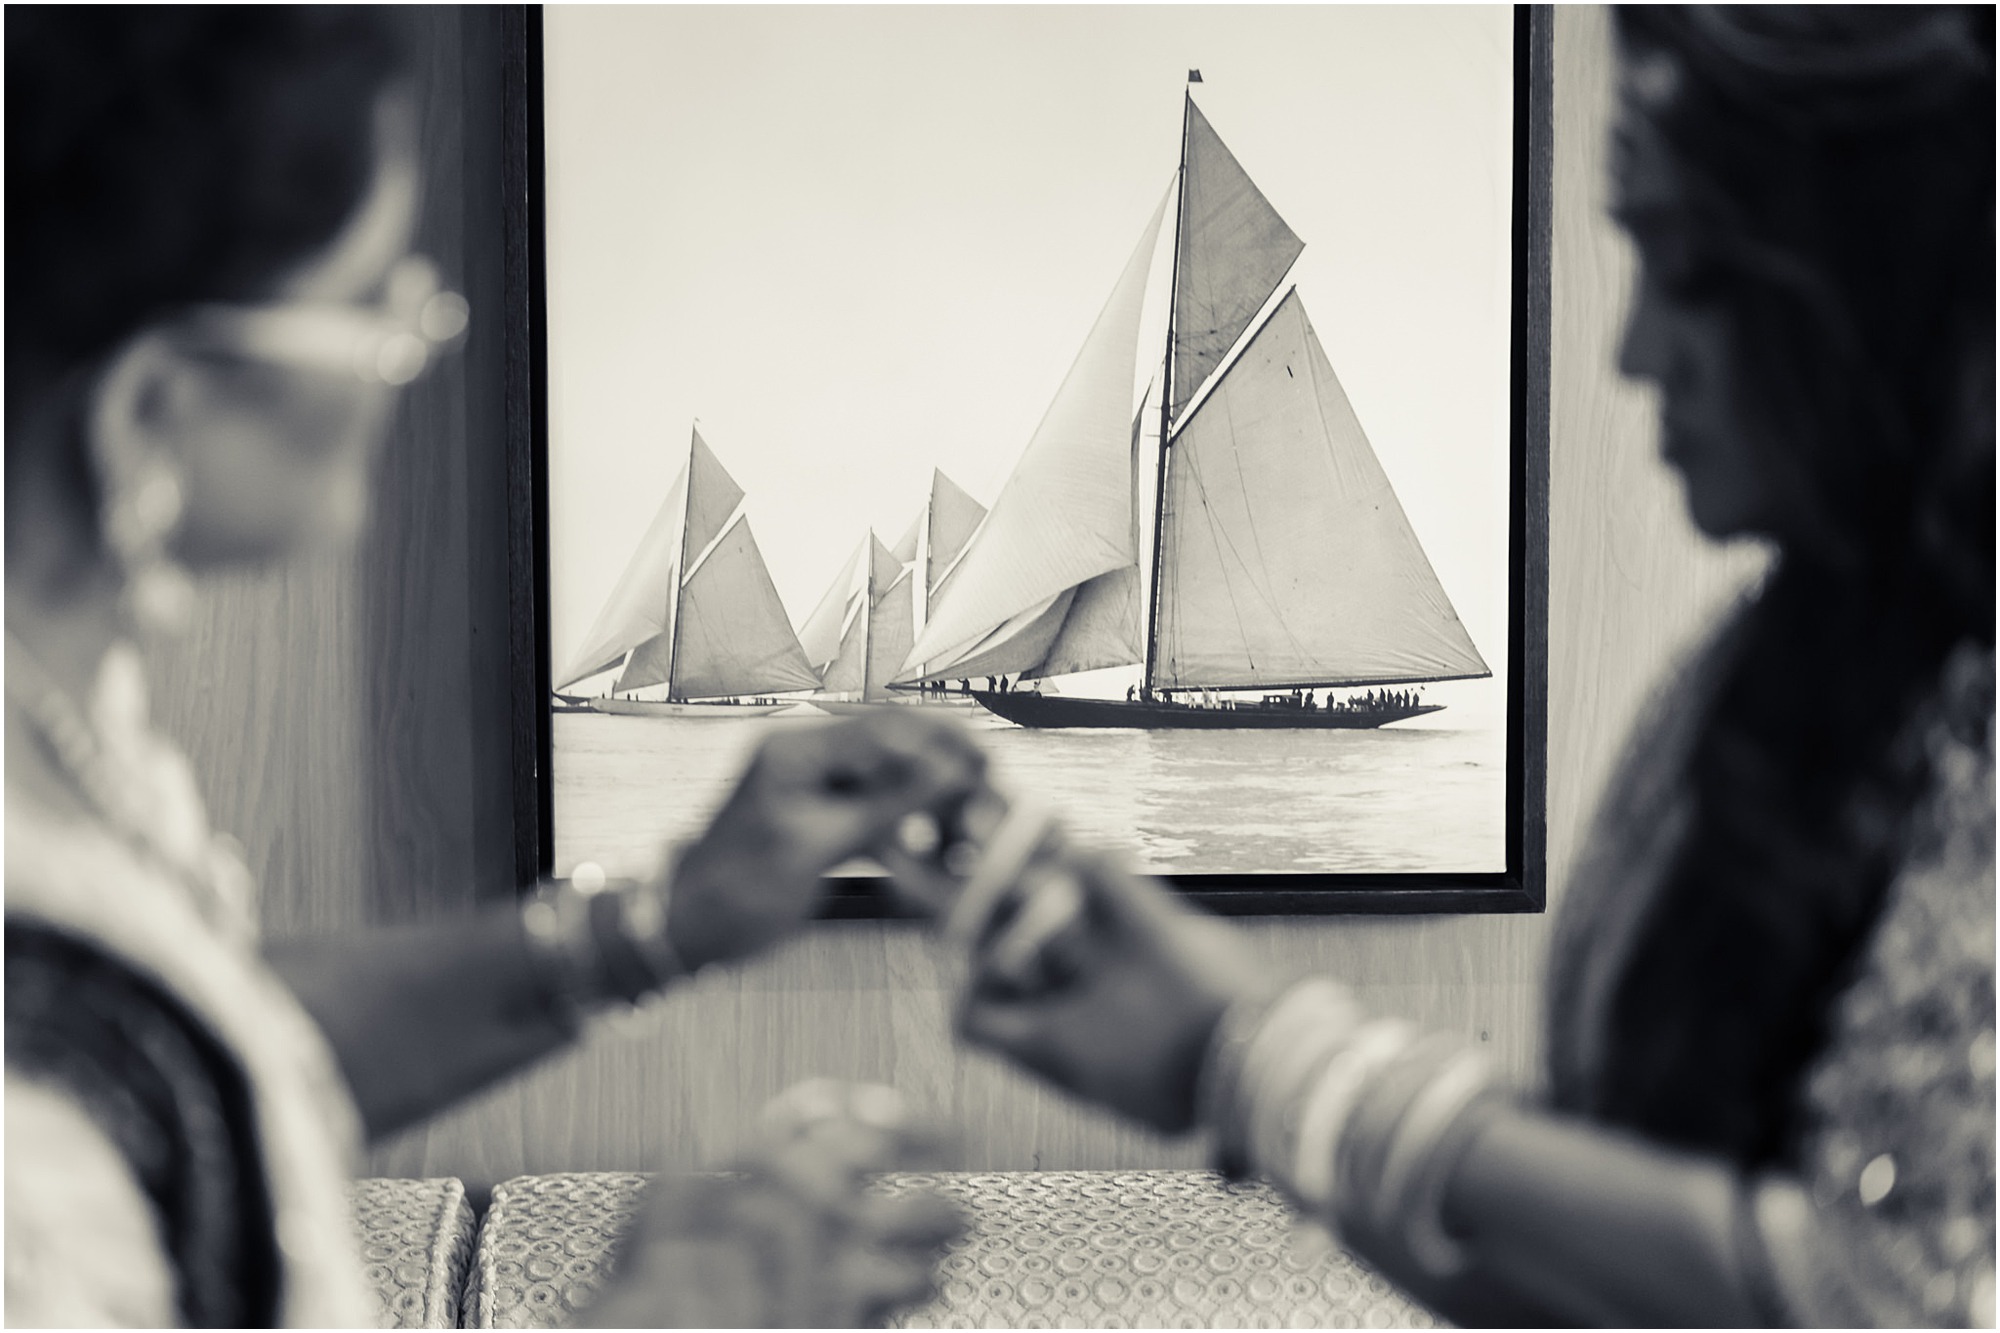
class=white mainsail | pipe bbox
[1026,405,1147,679]
[898,186,1172,681]
[556,427,819,699]
[673,516,824,698]
[1153,289,1489,689]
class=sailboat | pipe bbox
[894,88,1490,730]
[804,469,988,715]
[797,532,913,713]
[555,426,821,717]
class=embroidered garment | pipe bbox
[4,642,371,1327]
[1548,613,1996,1326]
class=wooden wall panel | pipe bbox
[151,9,518,937]
[145,9,1764,1191]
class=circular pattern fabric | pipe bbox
[345,1177,478,1330]
[465,1169,1438,1329]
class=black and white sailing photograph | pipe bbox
[545,6,1517,879]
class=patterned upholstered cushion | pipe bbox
[465,1170,1439,1329]
[345,1177,478,1330]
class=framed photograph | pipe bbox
[509,5,1550,914]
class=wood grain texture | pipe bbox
[143,8,1760,1190]
[150,10,519,937]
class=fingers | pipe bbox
[833,1243,948,1327]
[778,711,986,801]
[849,1190,966,1252]
[752,1081,949,1213]
[954,985,1068,1079]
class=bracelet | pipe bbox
[1329,1032,1501,1281]
[1396,1083,1502,1280]
[1240,983,1356,1175]
[1375,1047,1497,1278]
[520,881,596,1034]
[1205,979,1355,1178]
[520,857,694,1030]
[1334,1033,1462,1231]
[1285,1019,1419,1212]
[1246,1000,1371,1188]
[1197,985,1284,1175]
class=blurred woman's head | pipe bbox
[1610,5,1993,622]
[1589,7,1994,1170]
[5,8,443,584]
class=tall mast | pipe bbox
[1144,91,1192,690]
[664,431,696,701]
[861,531,876,700]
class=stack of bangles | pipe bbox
[1197,978,1505,1281]
[519,857,694,1032]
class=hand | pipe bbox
[583,1080,964,1328]
[955,851,1275,1133]
[666,711,985,970]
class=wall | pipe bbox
[151,9,518,936]
[148,8,1766,1190]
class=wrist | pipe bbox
[519,858,698,1029]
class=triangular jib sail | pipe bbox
[556,468,688,691]
[897,185,1172,682]
[1153,289,1489,690]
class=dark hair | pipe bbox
[4,7,409,402]
[1590,7,1994,1168]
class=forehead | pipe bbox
[277,94,421,303]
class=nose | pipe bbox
[1617,273,1671,385]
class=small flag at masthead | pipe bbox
[1187,69,1203,84]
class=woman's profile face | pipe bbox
[1612,92,1778,543]
[149,98,424,569]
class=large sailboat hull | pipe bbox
[587,698,793,719]
[971,691,1441,730]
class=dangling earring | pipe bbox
[89,339,195,635]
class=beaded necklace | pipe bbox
[5,630,255,938]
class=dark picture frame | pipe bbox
[500,5,1552,917]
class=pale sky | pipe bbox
[545,5,1516,725]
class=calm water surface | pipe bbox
[553,706,1505,879]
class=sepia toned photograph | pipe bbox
[8,5,1988,1328]
[546,6,1519,880]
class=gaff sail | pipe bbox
[672,516,824,698]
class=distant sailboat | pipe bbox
[895,90,1489,730]
[798,532,912,707]
[556,427,820,717]
[808,469,988,714]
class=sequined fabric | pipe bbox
[1791,646,1996,1328]
[345,1178,478,1330]
[464,1170,1439,1329]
